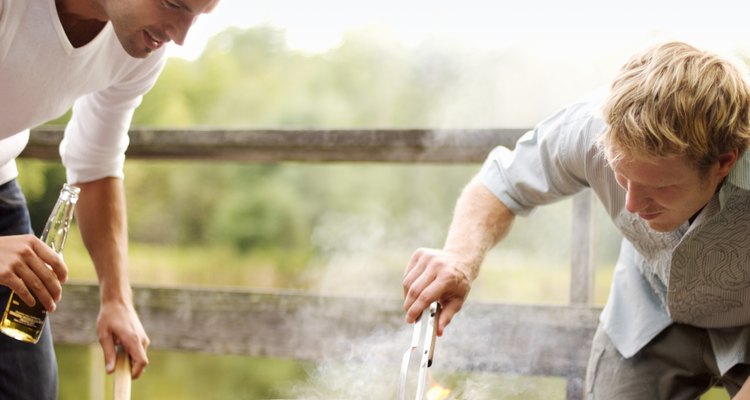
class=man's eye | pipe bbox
[163,0,180,9]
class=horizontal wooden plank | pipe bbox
[22,128,528,163]
[50,282,600,378]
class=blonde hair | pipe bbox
[599,41,750,172]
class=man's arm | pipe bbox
[402,174,515,335]
[74,177,149,379]
[734,377,750,400]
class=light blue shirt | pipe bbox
[479,90,750,374]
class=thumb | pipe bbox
[437,299,463,336]
[100,335,117,374]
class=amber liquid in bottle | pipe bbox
[0,184,79,343]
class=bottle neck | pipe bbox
[41,184,80,253]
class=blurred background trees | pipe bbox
[21,26,626,287]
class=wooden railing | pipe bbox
[24,128,601,400]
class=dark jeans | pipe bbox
[0,180,57,400]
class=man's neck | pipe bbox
[55,0,108,48]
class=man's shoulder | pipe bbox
[536,87,608,146]
[0,0,31,36]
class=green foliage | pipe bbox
[208,173,309,252]
[123,162,235,244]
[15,160,66,235]
[127,351,308,400]
[57,345,310,400]
[56,345,91,400]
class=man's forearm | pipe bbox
[735,376,750,400]
[443,175,516,281]
[72,177,150,378]
[73,177,131,302]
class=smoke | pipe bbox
[286,326,409,399]
[286,142,580,399]
[303,209,447,296]
[280,303,570,399]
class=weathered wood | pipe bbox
[570,190,595,304]
[50,282,600,378]
[22,128,528,163]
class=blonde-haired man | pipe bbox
[403,41,750,398]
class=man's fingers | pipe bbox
[436,298,464,336]
[404,278,444,324]
[25,256,62,303]
[100,334,117,374]
[402,252,431,299]
[18,253,62,312]
[5,275,36,308]
[122,336,150,379]
[403,260,437,317]
[403,249,472,332]
[102,333,149,378]
[102,339,146,379]
[14,267,60,312]
[130,354,149,379]
[31,240,67,283]
[402,248,432,296]
[0,235,68,311]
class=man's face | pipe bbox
[609,152,736,232]
[104,0,220,58]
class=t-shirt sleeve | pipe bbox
[59,48,168,184]
[479,93,608,216]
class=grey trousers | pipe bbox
[0,180,57,400]
[586,322,750,400]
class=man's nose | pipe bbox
[167,14,198,46]
[625,183,650,213]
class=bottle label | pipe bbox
[5,298,45,330]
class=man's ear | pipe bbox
[717,149,739,177]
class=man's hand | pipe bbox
[733,376,750,400]
[97,300,149,379]
[402,248,473,336]
[401,176,516,337]
[0,235,67,311]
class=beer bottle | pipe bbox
[0,183,80,343]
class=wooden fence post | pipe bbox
[567,189,596,400]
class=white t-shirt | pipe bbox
[0,0,167,184]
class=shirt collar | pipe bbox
[726,151,750,191]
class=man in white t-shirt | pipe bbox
[0,0,219,398]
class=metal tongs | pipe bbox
[399,301,441,400]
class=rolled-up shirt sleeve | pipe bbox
[479,93,608,216]
[60,49,167,184]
